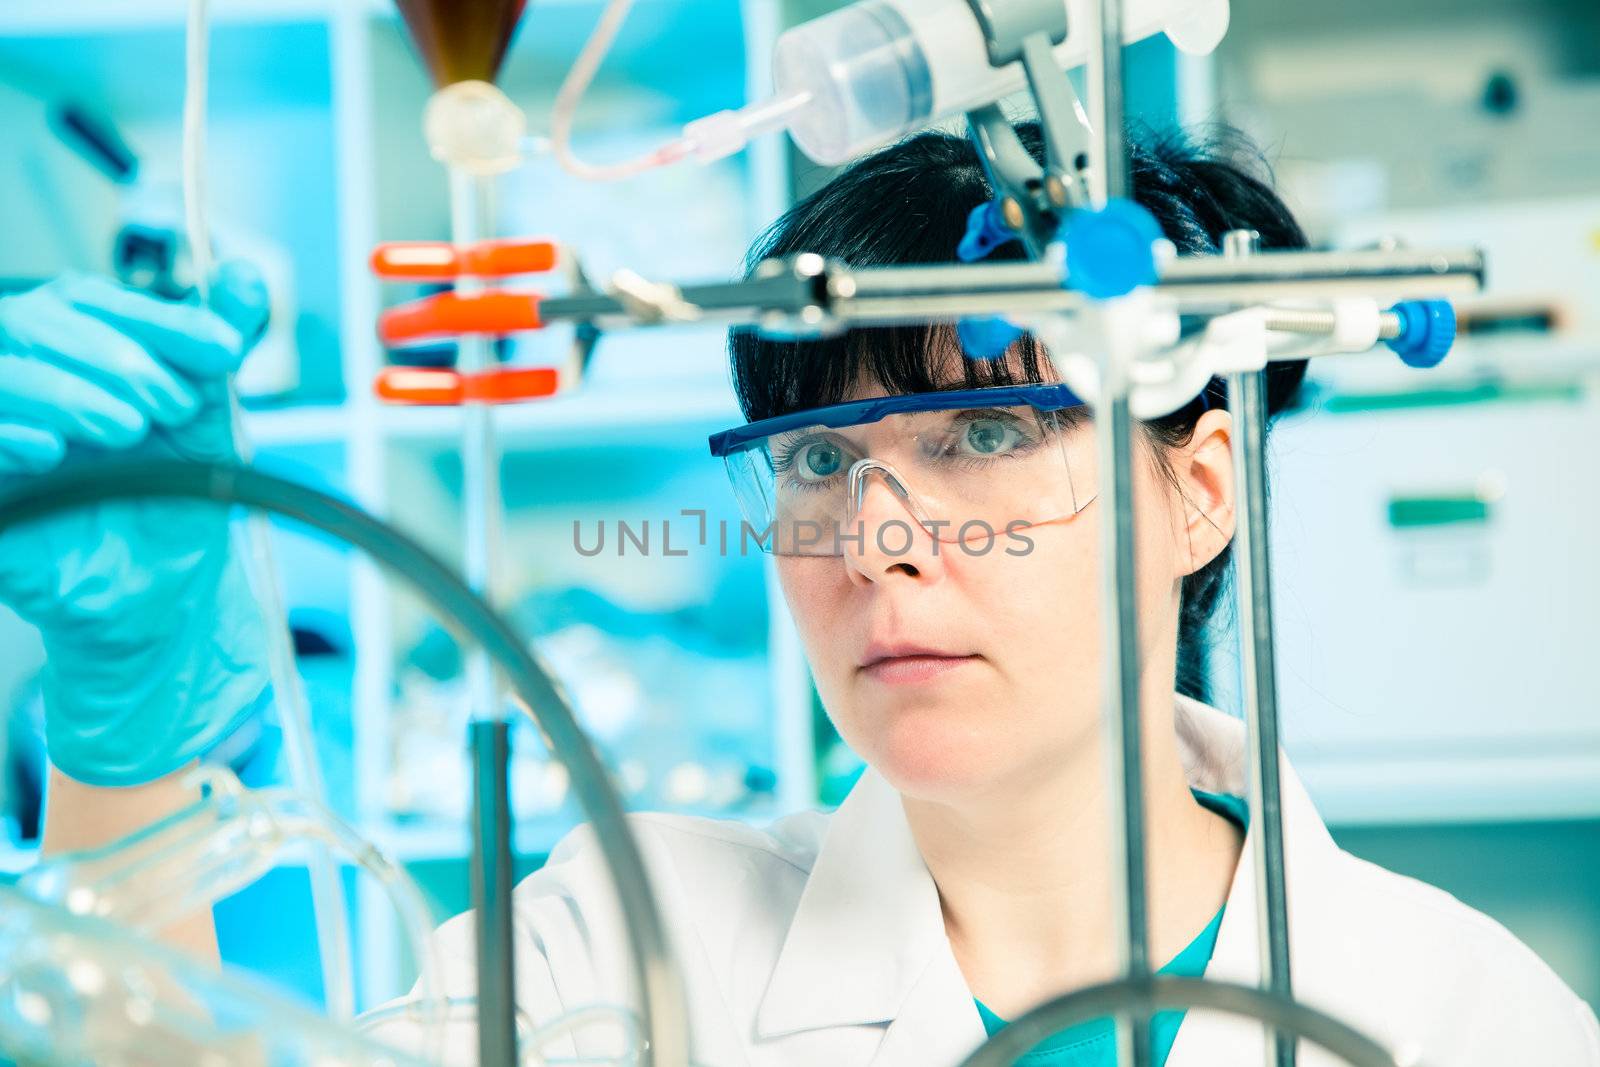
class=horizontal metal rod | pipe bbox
[1155,275,1478,304]
[837,247,1482,298]
[836,261,1064,296]
[536,248,1482,335]
[1164,247,1482,286]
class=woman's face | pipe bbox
[774,373,1235,806]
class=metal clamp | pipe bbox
[962,0,1096,255]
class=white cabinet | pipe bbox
[1264,368,1600,824]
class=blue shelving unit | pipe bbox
[0,0,810,1011]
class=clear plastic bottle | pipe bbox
[684,0,1229,166]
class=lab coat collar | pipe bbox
[755,693,1342,1062]
[755,761,952,1038]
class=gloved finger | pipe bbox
[207,259,271,345]
[8,286,202,427]
[0,354,149,451]
[0,420,66,475]
[57,273,246,379]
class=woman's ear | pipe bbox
[1173,409,1236,577]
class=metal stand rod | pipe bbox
[834,249,1485,296]
[471,720,518,1067]
[1086,0,1151,1061]
[1088,0,1127,208]
[1222,231,1295,1067]
[450,166,505,716]
[449,164,519,1067]
[533,249,1484,333]
[1097,381,1154,1067]
[1229,368,1297,1067]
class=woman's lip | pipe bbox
[861,654,978,685]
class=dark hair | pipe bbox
[729,123,1309,702]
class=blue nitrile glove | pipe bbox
[0,263,274,787]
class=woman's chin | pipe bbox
[856,709,1022,802]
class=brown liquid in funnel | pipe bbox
[394,0,529,87]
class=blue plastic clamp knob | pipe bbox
[957,315,1026,361]
[1385,300,1457,368]
[1062,198,1163,300]
[957,201,1019,263]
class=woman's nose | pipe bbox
[842,462,946,583]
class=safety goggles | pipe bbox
[707,384,1094,557]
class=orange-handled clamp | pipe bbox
[378,291,544,346]
[370,239,559,280]
[375,366,562,405]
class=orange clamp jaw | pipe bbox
[370,239,559,281]
[375,366,562,406]
[379,291,544,347]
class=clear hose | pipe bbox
[549,0,695,181]
[184,0,357,1020]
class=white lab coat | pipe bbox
[373,696,1600,1065]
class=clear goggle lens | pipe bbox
[722,404,1091,557]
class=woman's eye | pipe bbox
[796,440,844,480]
[961,419,1022,456]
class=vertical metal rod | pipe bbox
[450,167,504,720]
[449,164,518,1067]
[1095,382,1153,1067]
[1230,369,1297,1067]
[1088,0,1129,207]
[470,719,518,1067]
[1088,0,1146,1062]
[1223,228,1296,1067]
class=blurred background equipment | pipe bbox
[0,0,1595,1026]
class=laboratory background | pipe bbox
[0,0,1598,1025]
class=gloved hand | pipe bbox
[0,263,274,787]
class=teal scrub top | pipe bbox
[972,790,1249,1067]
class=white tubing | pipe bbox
[184,0,211,303]
[549,0,695,181]
[183,0,357,1021]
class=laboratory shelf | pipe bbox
[0,0,800,1007]
[243,404,351,448]
[377,382,742,446]
[0,0,333,34]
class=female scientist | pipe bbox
[8,124,1599,1066]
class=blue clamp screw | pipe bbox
[1385,300,1456,368]
[958,200,1019,263]
[957,199,1026,360]
[957,316,1027,361]
[1062,198,1162,301]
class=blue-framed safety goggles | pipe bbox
[707,384,1094,557]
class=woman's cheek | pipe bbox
[775,557,855,695]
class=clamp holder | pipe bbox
[372,237,600,406]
